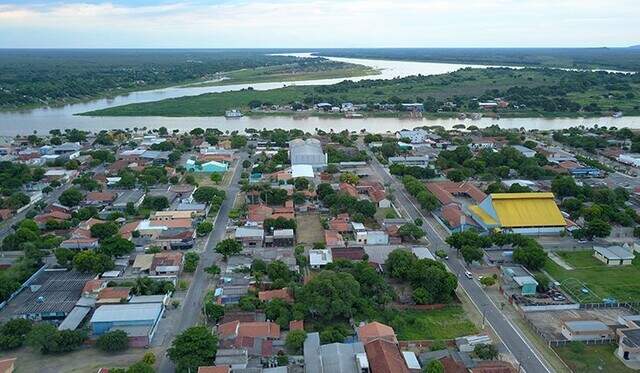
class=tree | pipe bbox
[55,247,76,268]
[285,330,307,353]
[90,222,119,240]
[397,223,425,241]
[73,250,114,273]
[58,188,83,207]
[205,303,225,323]
[446,230,491,252]
[167,326,218,373]
[210,173,222,184]
[215,239,242,261]
[196,221,213,236]
[585,218,612,238]
[0,318,33,350]
[480,276,496,287]
[412,287,430,304]
[551,176,578,198]
[424,360,445,373]
[26,324,86,354]
[513,244,547,271]
[460,245,484,264]
[385,250,417,280]
[184,252,199,272]
[339,172,359,185]
[193,186,225,204]
[96,330,129,352]
[230,135,248,149]
[474,343,498,360]
[298,270,361,322]
[99,236,135,257]
[267,260,294,283]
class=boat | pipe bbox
[458,113,467,120]
[225,109,243,118]
[470,113,483,120]
[345,112,364,119]
[612,111,624,118]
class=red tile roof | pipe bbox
[85,191,117,203]
[34,211,72,224]
[357,322,398,344]
[426,181,487,205]
[364,339,409,373]
[331,247,365,261]
[248,204,273,223]
[217,321,280,339]
[324,230,345,247]
[97,287,130,301]
[197,367,230,373]
[440,356,467,373]
[258,288,293,303]
[339,182,359,198]
[82,279,103,294]
[329,214,351,232]
[289,320,304,331]
[470,361,517,373]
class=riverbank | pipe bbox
[80,67,640,118]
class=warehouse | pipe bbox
[468,192,566,235]
[289,138,327,170]
[90,303,164,347]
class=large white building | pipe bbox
[618,153,640,167]
[289,138,327,170]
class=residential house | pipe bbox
[387,156,429,168]
[309,249,333,268]
[364,339,410,373]
[325,230,345,248]
[304,332,369,373]
[258,288,293,303]
[357,322,398,344]
[83,191,117,207]
[235,226,264,247]
[151,251,183,276]
[561,320,613,341]
[97,287,131,304]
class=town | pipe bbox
[0,123,639,373]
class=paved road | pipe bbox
[361,143,554,373]
[158,153,246,373]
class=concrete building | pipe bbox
[289,138,327,170]
[616,327,640,366]
[511,145,536,158]
[468,193,566,235]
[387,156,429,168]
[234,226,264,247]
[501,266,538,296]
[618,153,640,167]
[309,249,333,268]
[594,246,635,266]
[561,320,613,342]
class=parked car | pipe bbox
[464,270,473,279]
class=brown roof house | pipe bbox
[97,287,131,304]
[357,322,398,344]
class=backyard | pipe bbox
[554,343,634,373]
[544,250,640,302]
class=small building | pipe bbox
[309,249,333,269]
[387,156,429,168]
[110,190,145,211]
[618,153,640,168]
[511,145,536,158]
[356,231,389,245]
[214,349,248,371]
[90,303,164,347]
[357,322,397,344]
[593,246,635,266]
[272,229,295,247]
[234,226,264,247]
[97,287,131,304]
[561,320,613,341]
[501,266,538,296]
[616,327,640,365]
[304,332,369,373]
[186,159,228,173]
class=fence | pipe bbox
[580,302,640,313]
[391,303,448,311]
[548,338,615,347]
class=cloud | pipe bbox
[0,0,637,47]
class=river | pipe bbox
[0,54,636,136]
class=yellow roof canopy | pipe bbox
[489,192,566,228]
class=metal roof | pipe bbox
[90,303,163,323]
[235,227,264,238]
[594,246,635,260]
[563,320,609,332]
[58,306,91,331]
[489,193,566,228]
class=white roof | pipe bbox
[351,222,366,231]
[513,275,538,286]
[291,164,314,178]
[90,303,163,323]
[121,148,146,156]
[101,270,122,278]
[309,249,332,266]
[594,245,635,260]
[412,247,435,260]
[402,351,421,370]
[273,229,295,237]
[137,220,167,231]
[235,226,264,238]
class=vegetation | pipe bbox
[554,343,634,373]
[167,326,218,373]
[97,330,129,352]
[26,323,86,354]
[0,318,33,350]
[184,252,200,272]
[215,238,243,261]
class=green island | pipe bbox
[183,59,378,87]
[81,67,640,118]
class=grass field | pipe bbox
[82,67,640,118]
[554,344,634,373]
[544,251,640,302]
[375,207,398,221]
[372,306,478,341]
[295,213,324,245]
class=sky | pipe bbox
[0,0,638,48]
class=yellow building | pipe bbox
[468,192,566,235]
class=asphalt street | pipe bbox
[158,153,247,373]
[362,143,554,373]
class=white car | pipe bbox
[464,271,473,279]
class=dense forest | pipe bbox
[84,67,640,117]
[314,47,640,72]
[0,49,309,110]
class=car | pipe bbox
[464,271,473,279]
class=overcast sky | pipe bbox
[0,0,638,48]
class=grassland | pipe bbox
[81,67,640,118]
[544,251,640,302]
[295,213,324,245]
[554,344,634,373]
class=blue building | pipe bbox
[90,303,163,347]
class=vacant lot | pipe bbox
[296,213,324,245]
[372,306,478,341]
[544,251,640,302]
[554,344,634,373]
